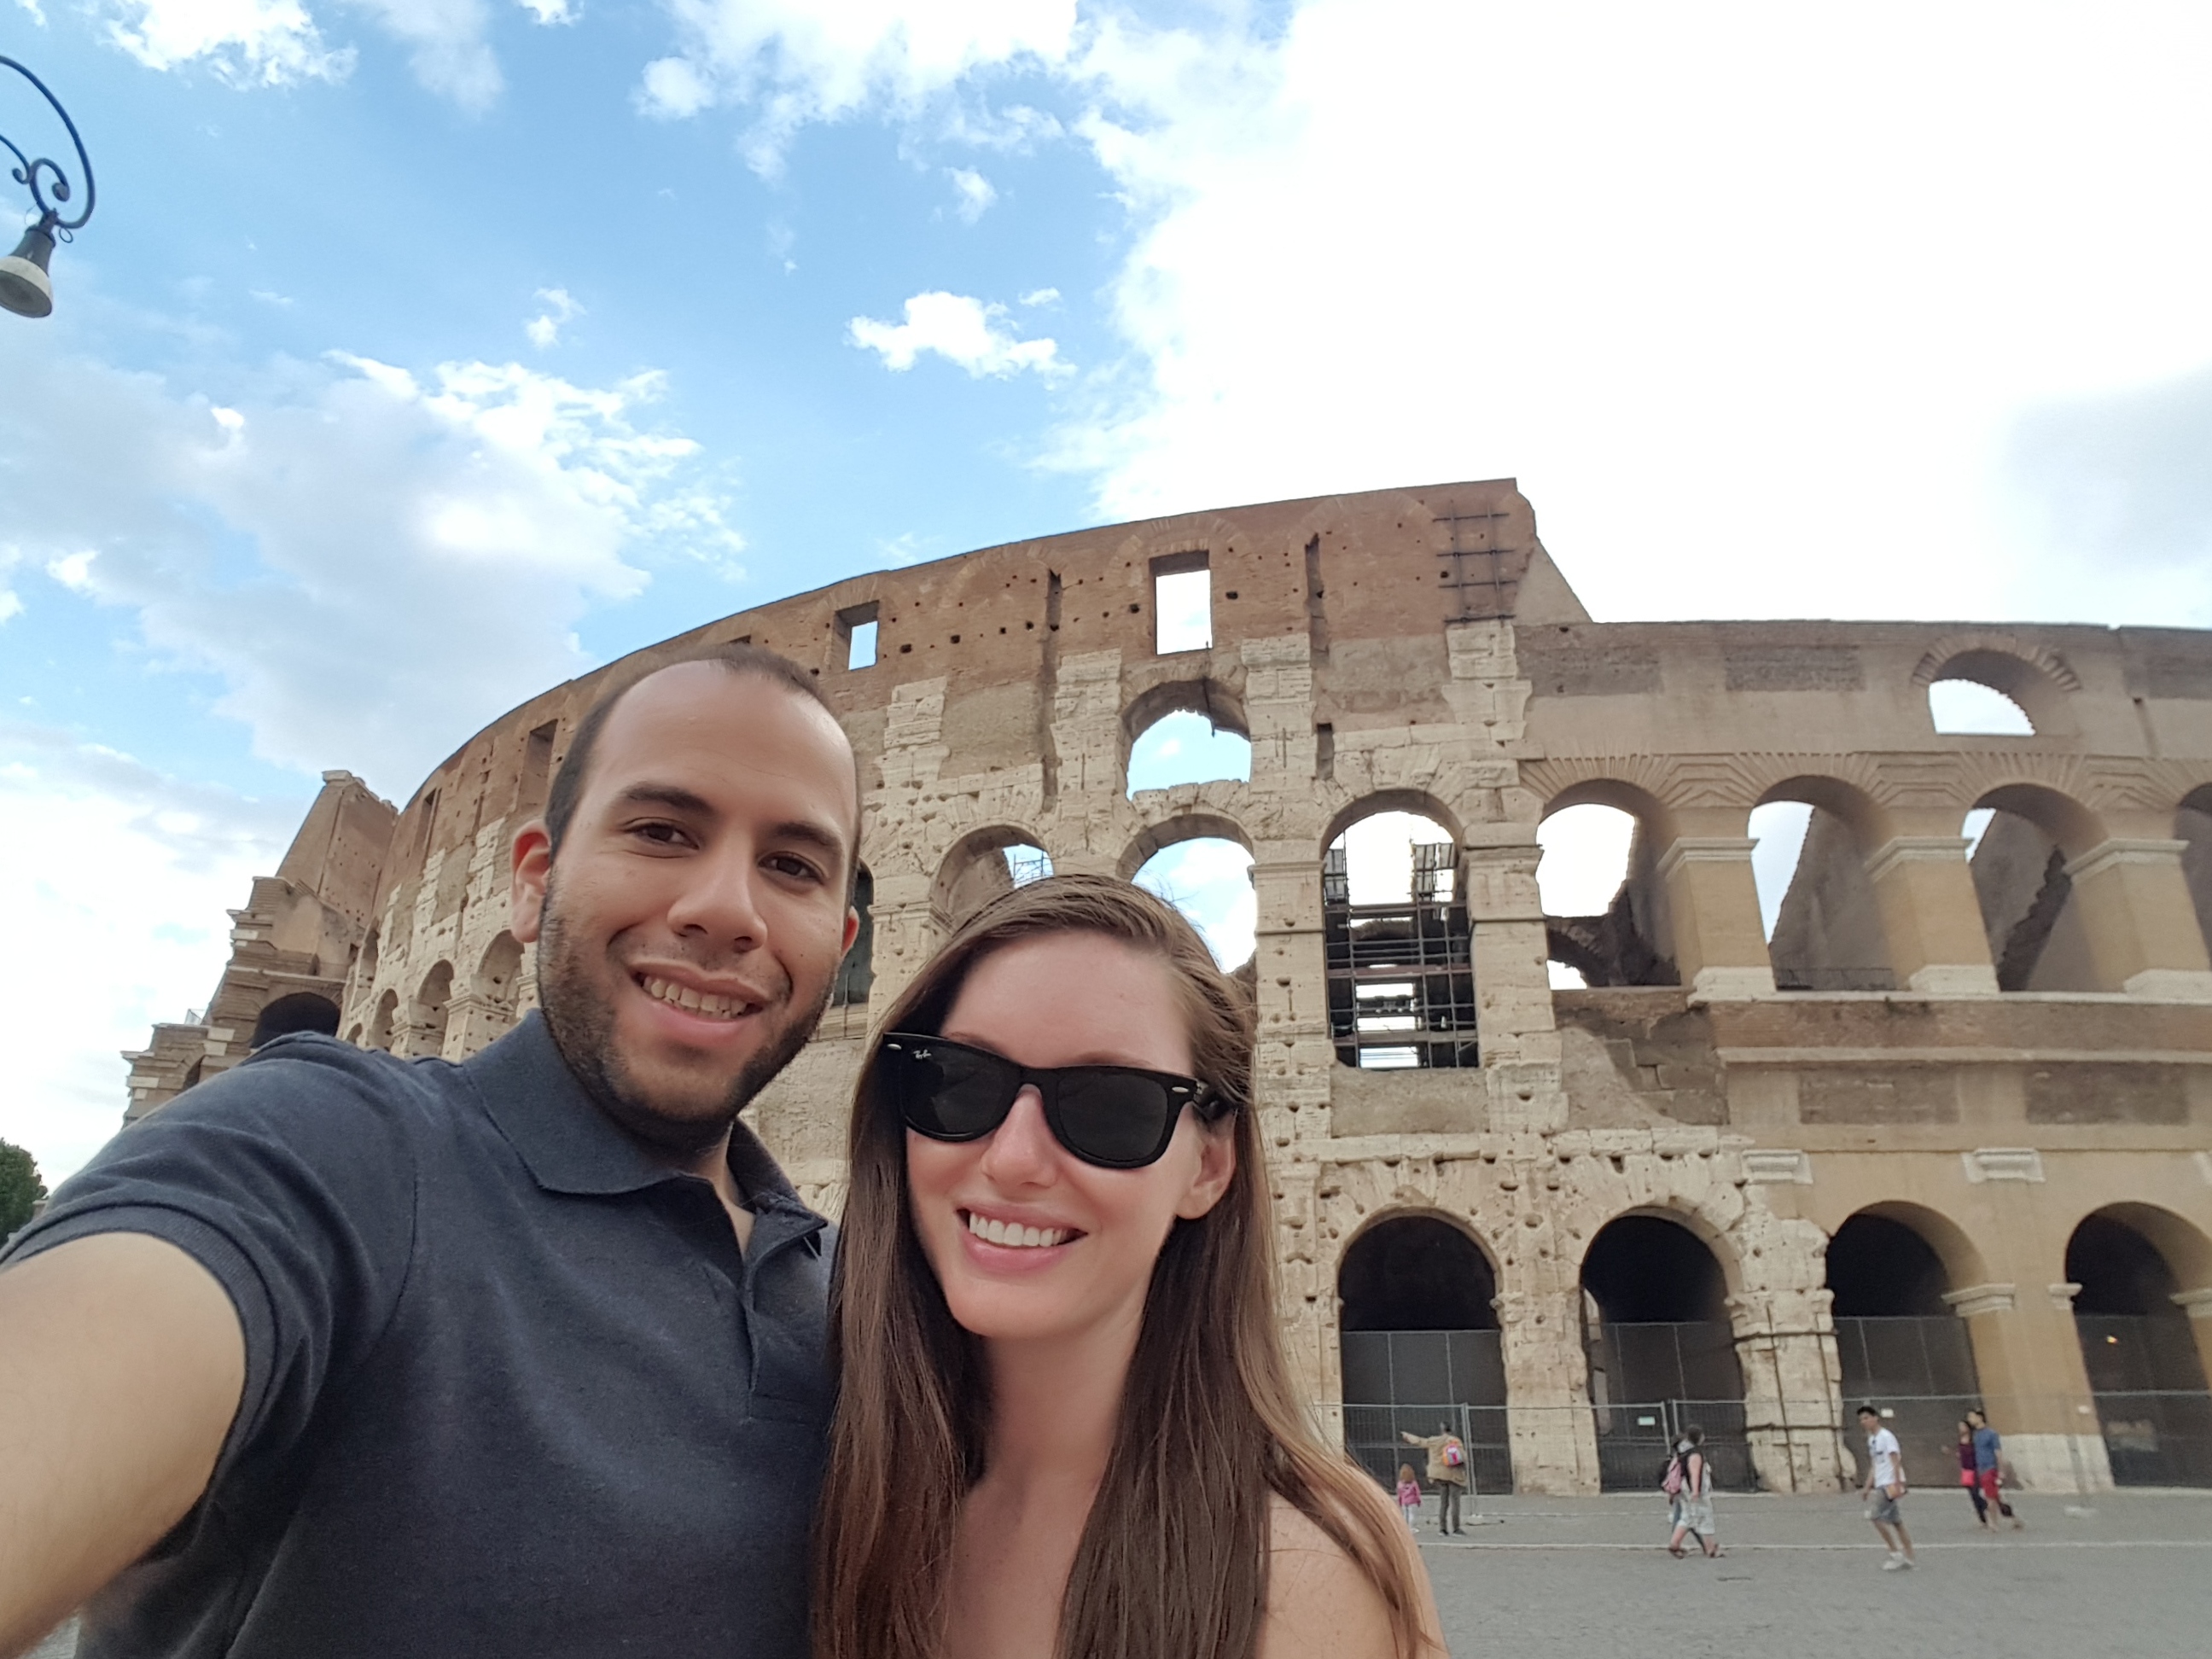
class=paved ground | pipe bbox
[1423,1490,2212,1658]
[27,1493,2212,1656]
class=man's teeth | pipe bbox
[641,975,748,1021]
[966,1212,1071,1249]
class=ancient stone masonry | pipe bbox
[130,481,2212,1495]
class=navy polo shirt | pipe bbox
[3,1013,833,1658]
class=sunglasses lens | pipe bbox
[1052,1070,1176,1167]
[882,1040,1014,1140]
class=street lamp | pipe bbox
[1,55,96,320]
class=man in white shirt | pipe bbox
[1857,1403,1916,1569]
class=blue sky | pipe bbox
[5,0,2212,1179]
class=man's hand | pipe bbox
[0,1235,245,1658]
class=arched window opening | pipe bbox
[249,992,341,1052]
[1125,709,1251,796]
[1930,678,2035,735]
[1760,799,1895,992]
[1538,802,1673,990]
[1337,1218,1510,1493]
[409,963,454,1060]
[475,933,524,1007]
[1826,1213,1980,1485]
[1581,1215,1752,1491]
[831,866,876,1007]
[1324,811,1472,1068]
[368,989,399,1052]
[1968,800,2095,992]
[1134,839,1254,969]
[2180,792,2212,969]
[2067,1212,2212,1487]
[939,835,1053,928]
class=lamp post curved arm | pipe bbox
[1,55,95,236]
[0,55,96,319]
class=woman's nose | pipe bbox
[978,1086,1058,1185]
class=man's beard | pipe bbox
[533,881,835,1159]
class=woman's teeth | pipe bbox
[966,1212,1071,1249]
[640,975,748,1021]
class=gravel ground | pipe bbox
[1423,1490,2212,1658]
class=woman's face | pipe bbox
[904,931,1236,1350]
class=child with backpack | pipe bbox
[1395,1464,1423,1530]
[1664,1425,1720,1557]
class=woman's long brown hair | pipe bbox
[812,873,1432,1659]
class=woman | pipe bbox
[1666,1425,1720,1558]
[1957,1420,1990,1527]
[814,875,1442,1659]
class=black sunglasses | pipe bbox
[875,1032,1225,1170]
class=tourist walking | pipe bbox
[1957,1421,1990,1527]
[1396,1464,1425,1531]
[1968,1409,2023,1529]
[1402,1427,1470,1534]
[1859,1404,1917,1569]
[1666,1426,1721,1558]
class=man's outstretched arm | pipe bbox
[0,1234,245,1659]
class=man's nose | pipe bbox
[664,845,767,950]
[978,1086,1059,1187]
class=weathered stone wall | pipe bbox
[128,480,2212,1494]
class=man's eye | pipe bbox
[765,853,824,882]
[632,821,688,847]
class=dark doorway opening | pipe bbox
[1337,1217,1510,1493]
[1582,1215,1753,1490]
[2068,1213,2212,1486]
[1826,1211,1980,1485]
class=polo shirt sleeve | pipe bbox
[1,1037,422,1478]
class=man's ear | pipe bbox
[1174,1123,1237,1221]
[511,822,552,945]
[841,904,861,956]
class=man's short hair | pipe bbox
[1857,1403,1882,1418]
[541,643,856,873]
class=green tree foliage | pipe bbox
[0,1138,47,1238]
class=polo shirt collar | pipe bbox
[465,1012,816,1222]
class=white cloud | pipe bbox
[0,325,743,795]
[16,0,49,23]
[849,290,1067,379]
[105,0,574,108]
[1133,835,1254,969]
[1049,1,2212,631]
[0,722,304,1184]
[637,0,1078,170]
[106,0,355,86]
[525,285,584,348]
[946,166,997,222]
[1018,286,1060,307]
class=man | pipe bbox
[0,647,863,1659]
[1859,1403,1916,1569]
[1402,1425,1470,1534]
[1967,1408,2023,1529]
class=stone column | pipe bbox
[1863,835,2000,995]
[1728,1285,1848,1493]
[1249,847,1336,1150]
[1242,633,1318,784]
[2173,1289,2212,1388]
[1463,834,1564,1132]
[1492,1282,1603,1494]
[863,871,940,1013]
[1655,837,1776,1001]
[443,992,513,1058]
[1942,1280,2113,1492]
[2064,839,2212,1000]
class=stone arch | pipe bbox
[1576,1200,1749,1302]
[1322,789,1467,858]
[832,864,876,1007]
[1537,782,1680,989]
[367,988,399,1051]
[474,932,524,1005]
[1320,797,1472,1068]
[1337,1204,1505,1294]
[1754,776,1901,993]
[932,824,1051,928]
[409,961,455,1059]
[345,1023,364,1045]
[1912,638,2081,736]
[1122,675,1249,756]
[2064,1203,2212,1484]
[1832,1199,1993,1296]
[1967,783,2114,991]
[1118,810,1253,880]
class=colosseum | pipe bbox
[122,480,2212,1498]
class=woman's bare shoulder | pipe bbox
[1257,1487,1442,1659]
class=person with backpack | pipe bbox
[1967,1409,2023,1530]
[1665,1425,1720,1558]
[1395,1464,1425,1531]
[1402,1426,1470,1534]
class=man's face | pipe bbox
[511,663,860,1155]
